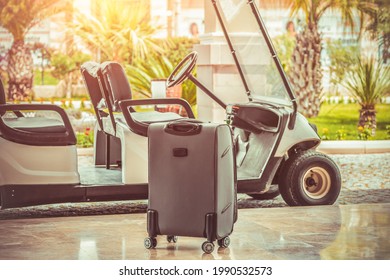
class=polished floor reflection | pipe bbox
[0,203,389,260]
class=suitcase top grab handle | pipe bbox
[164,120,202,136]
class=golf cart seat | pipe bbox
[81,61,194,180]
[81,61,194,137]
[99,61,194,137]
[0,78,76,146]
[0,78,79,192]
[2,117,67,133]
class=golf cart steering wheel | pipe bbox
[167,51,198,88]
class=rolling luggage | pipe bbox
[145,120,237,254]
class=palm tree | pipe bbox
[71,0,163,64]
[288,0,376,117]
[363,0,390,64]
[343,56,389,135]
[0,0,67,101]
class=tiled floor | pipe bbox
[0,203,388,260]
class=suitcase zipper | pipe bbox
[221,202,232,214]
[221,145,231,158]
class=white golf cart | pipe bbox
[0,0,341,210]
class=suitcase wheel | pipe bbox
[167,235,178,243]
[144,237,157,249]
[217,236,230,248]
[202,241,215,254]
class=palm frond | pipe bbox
[0,0,67,41]
[70,0,161,63]
[344,56,390,107]
[126,55,174,98]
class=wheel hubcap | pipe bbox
[223,237,230,247]
[302,167,331,199]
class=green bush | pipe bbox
[161,37,200,65]
[163,37,199,106]
[76,127,94,148]
[326,40,360,93]
[33,69,58,85]
[272,33,296,74]
[50,51,91,81]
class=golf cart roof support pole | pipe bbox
[188,74,227,109]
[211,0,253,102]
[247,0,298,129]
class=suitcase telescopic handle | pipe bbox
[164,121,202,136]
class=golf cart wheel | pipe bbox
[167,235,178,243]
[279,150,341,206]
[247,185,280,200]
[202,241,215,254]
[144,237,157,249]
[217,236,230,248]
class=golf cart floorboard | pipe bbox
[78,165,149,202]
[0,166,148,209]
[79,165,122,185]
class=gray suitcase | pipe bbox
[145,120,237,254]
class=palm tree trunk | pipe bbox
[359,105,377,135]
[383,33,390,64]
[7,40,34,101]
[289,22,322,118]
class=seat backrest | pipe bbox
[0,77,6,105]
[0,78,27,118]
[100,61,132,112]
[80,61,107,131]
[81,61,102,108]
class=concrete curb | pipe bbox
[77,140,390,156]
[317,140,390,154]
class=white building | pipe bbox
[0,1,380,70]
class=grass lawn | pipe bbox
[33,69,59,86]
[308,103,390,140]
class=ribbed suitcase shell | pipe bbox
[147,121,236,240]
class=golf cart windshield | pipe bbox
[214,0,294,106]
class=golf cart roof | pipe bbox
[212,0,297,107]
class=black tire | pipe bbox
[247,185,280,200]
[217,236,230,248]
[167,235,178,243]
[279,150,341,206]
[144,237,157,249]
[202,241,214,254]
